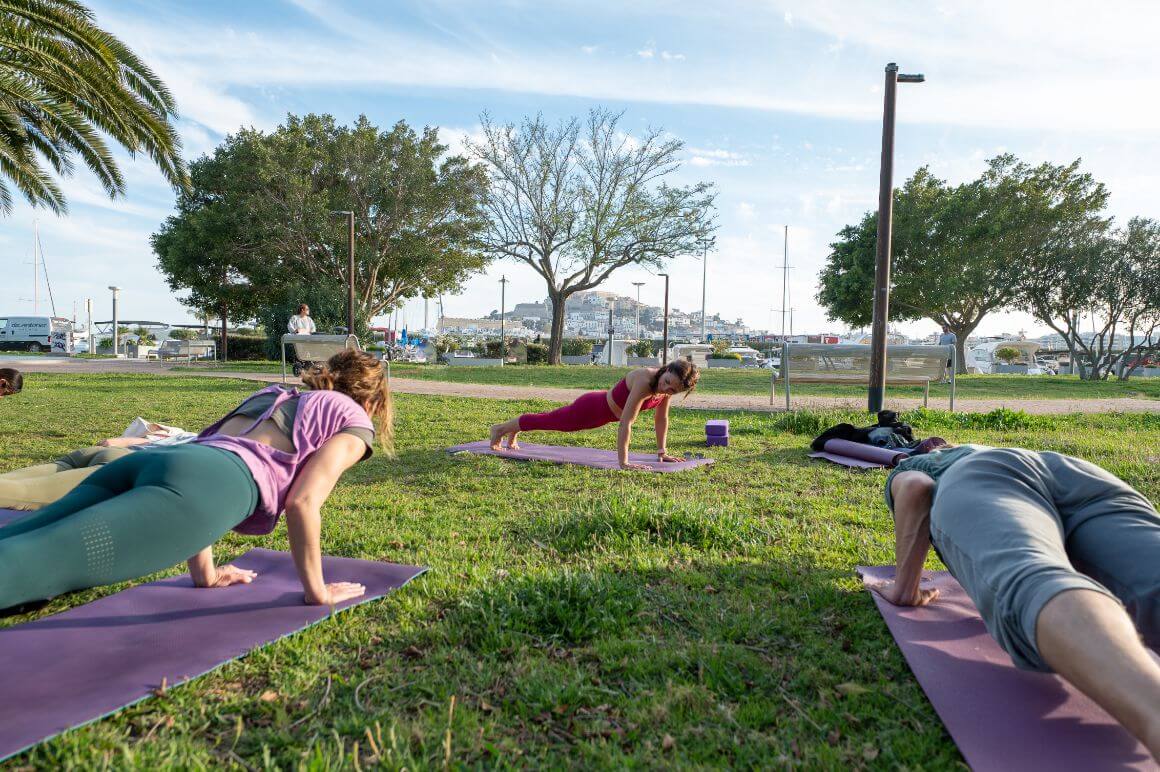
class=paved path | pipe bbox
[8,356,1159,414]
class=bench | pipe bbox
[280,334,362,383]
[773,342,956,411]
[158,339,217,362]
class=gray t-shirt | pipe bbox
[884,444,990,511]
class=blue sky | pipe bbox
[2,0,1156,337]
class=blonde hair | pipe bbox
[301,350,394,455]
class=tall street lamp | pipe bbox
[659,273,670,364]
[700,247,708,343]
[499,275,509,366]
[107,285,121,357]
[331,210,356,337]
[868,62,924,413]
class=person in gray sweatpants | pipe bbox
[871,445,1160,759]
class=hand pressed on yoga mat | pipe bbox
[867,577,940,607]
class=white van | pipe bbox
[0,315,73,353]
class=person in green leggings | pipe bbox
[0,350,392,613]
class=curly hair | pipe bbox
[301,350,393,454]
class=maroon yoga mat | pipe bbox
[447,440,715,472]
[0,548,426,762]
[858,566,1158,771]
[809,439,908,469]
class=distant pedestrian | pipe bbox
[938,325,957,370]
[288,304,317,335]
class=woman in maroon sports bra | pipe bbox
[487,360,699,470]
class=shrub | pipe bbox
[526,343,548,364]
[168,328,199,340]
[995,346,1021,365]
[484,340,505,358]
[709,351,742,360]
[221,335,268,361]
[710,339,731,357]
[561,338,594,356]
[630,340,658,358]
[433,335,460,360]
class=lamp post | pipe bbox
[868,62,924,413]
[107,286,121,357]
[331,210,356,337]
[659,273,670,364]
[499,275,509,366]
[700,247,709,343]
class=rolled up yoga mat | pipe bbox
[858,566,1158,771]
[809,439,909,469]
[0,549,426,761]
[447,440,714,472]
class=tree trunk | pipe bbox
[220,303,229,363]
[946,320,978,375]
[547,291,567,365]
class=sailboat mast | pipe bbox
[33,220,39,315]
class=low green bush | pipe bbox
[561,338,594,356]
[526,343,548,364]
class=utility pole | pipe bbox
[780,225,789,339]
[330,211,356,337]
[659,273,670,364]
[499,275,509,366]
[868,62,924,413]
[85,298,92,357]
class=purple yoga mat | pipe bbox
[0,508,24,526]
[858,566,1158,771]
[447,440,714,472]
[809,439,908,469]
[0,548,426,762]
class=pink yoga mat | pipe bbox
[0,549,426,761]
[858,566,1158,771]
[809,439,908,469]
[448,440,715,472]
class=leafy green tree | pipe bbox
[817,156,1104,372]
[470,109,717,364]
[0,0,187,213]
[994,346,1021,365]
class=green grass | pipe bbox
[2,375,1158,768]
[172,361,1160,401]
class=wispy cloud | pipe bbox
[686,147,750,167]
[660,51,686,61]
[636,47,654,59]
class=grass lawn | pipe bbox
[174,361,1160,401]
[3,375,1158,767]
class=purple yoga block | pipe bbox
[706,435,729,447]
[705,420,730,436]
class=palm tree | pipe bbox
[0,0,188,214]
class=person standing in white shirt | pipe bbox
[287,304,317,335]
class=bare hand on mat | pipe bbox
[208,565,258,588]
[869,578,940,607]
[308,581,366,606]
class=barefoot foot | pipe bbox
[489,424,505,451]
[507,431,521,450]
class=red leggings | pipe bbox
[518,391,617,432]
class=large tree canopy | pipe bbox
[469,109,717,363]
[153,114,490,340]
[816,155,1108,372]
[0,0,187,213]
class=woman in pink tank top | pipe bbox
[487,360,699,470]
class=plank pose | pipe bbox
[0,350,392,612]
[488,360,699,471]
[872,444,1160,759]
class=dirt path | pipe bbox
[8,356,1158,414]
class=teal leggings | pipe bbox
[0,444,258,609]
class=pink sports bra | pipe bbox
[610,378,666,412]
